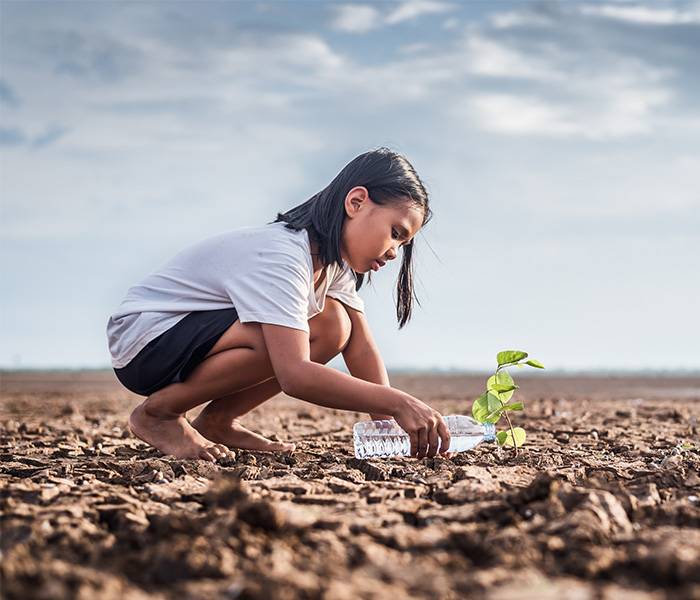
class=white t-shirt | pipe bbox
[106,222,364,369]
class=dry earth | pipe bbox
[1,371,699,599]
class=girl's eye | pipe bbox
[392,229,407,247]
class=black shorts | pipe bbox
[113,308,239,396]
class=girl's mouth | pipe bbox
[371,259,385,272]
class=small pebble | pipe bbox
[660,454,682,469]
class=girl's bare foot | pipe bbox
[129,401,233,462]
[191,415,295,453]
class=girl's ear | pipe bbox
[344,186,369,218]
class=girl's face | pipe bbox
[340,187,424,274]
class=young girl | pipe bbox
[107,147,451,462]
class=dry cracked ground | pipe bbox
[1,372,699,599]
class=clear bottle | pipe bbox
[353,415,496,459]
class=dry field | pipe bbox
[1,371,699,599]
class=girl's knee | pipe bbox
[310,297,352,354]
[245,323,274,370]
[206,321,273,373]
[329,299,352,352]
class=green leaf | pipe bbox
[472,392,501,424]
[503,402,524,412]
[497,350,528,367]
[487,392,502,412]
[496,431,508,446]
[492,383,518,393]
[501,427,527,448]
[487,371,516,402]
[525,359,545,369]
[485,401,524,420]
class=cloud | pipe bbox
[463,34,560,81]
[331,0,456,33]
[385,0,456,25]
[32,125,69,149]
[1,2,696,147]
[489,10,556,30]
[468,94,576,136]
[331,4,381,33]
[462,69,672,140]
[0,127,26,145]
[442,17,459,30]
[4,3,690,151]
[278,34,345,71]
[579,3,700,25]
[465,91,671,139]
[0,80,21,107]
[326,3,689,140]
[398,42,432,55]
[0,125,69,148]
[40,29,145,82]
[451,22,677,139]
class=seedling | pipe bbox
[471,350,544,456]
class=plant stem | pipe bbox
[495,366,519,457]
[502,409,519,457]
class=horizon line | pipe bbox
[1,366,699,377]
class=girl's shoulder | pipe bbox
[235,221,305,241]
[208,222,312,269]
[205,222,308,250]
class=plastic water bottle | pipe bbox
[353,415,496,459]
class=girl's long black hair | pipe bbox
[273,147,432,328]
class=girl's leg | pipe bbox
[128,298,352,459]
[190,305,350,451]
[193,378,289,452]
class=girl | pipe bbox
[107,147,451,462]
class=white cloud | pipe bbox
[398,42,431,55]
[442,17,459,30]
[0,30,336,243]
[464,76,671,141]
[331,0,456,33]
[331,4,381,33]
[490,10,555,29]
[579,3,700,25]
[218,33,345,77]
[385,0,456,25]
[284,35,345,71]
[467,93,578,136]
[2,6,685,150]
[0,118,326,242]
[453,29,676,140]
[463,34,559,81]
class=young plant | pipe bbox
[471,350,545,456]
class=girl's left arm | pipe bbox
[342,306,394,420]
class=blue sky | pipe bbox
[1,0,699,371]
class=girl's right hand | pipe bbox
[391,393,451,458]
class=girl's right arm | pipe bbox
[261,323,450,458]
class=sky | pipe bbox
[1,0,699,372]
